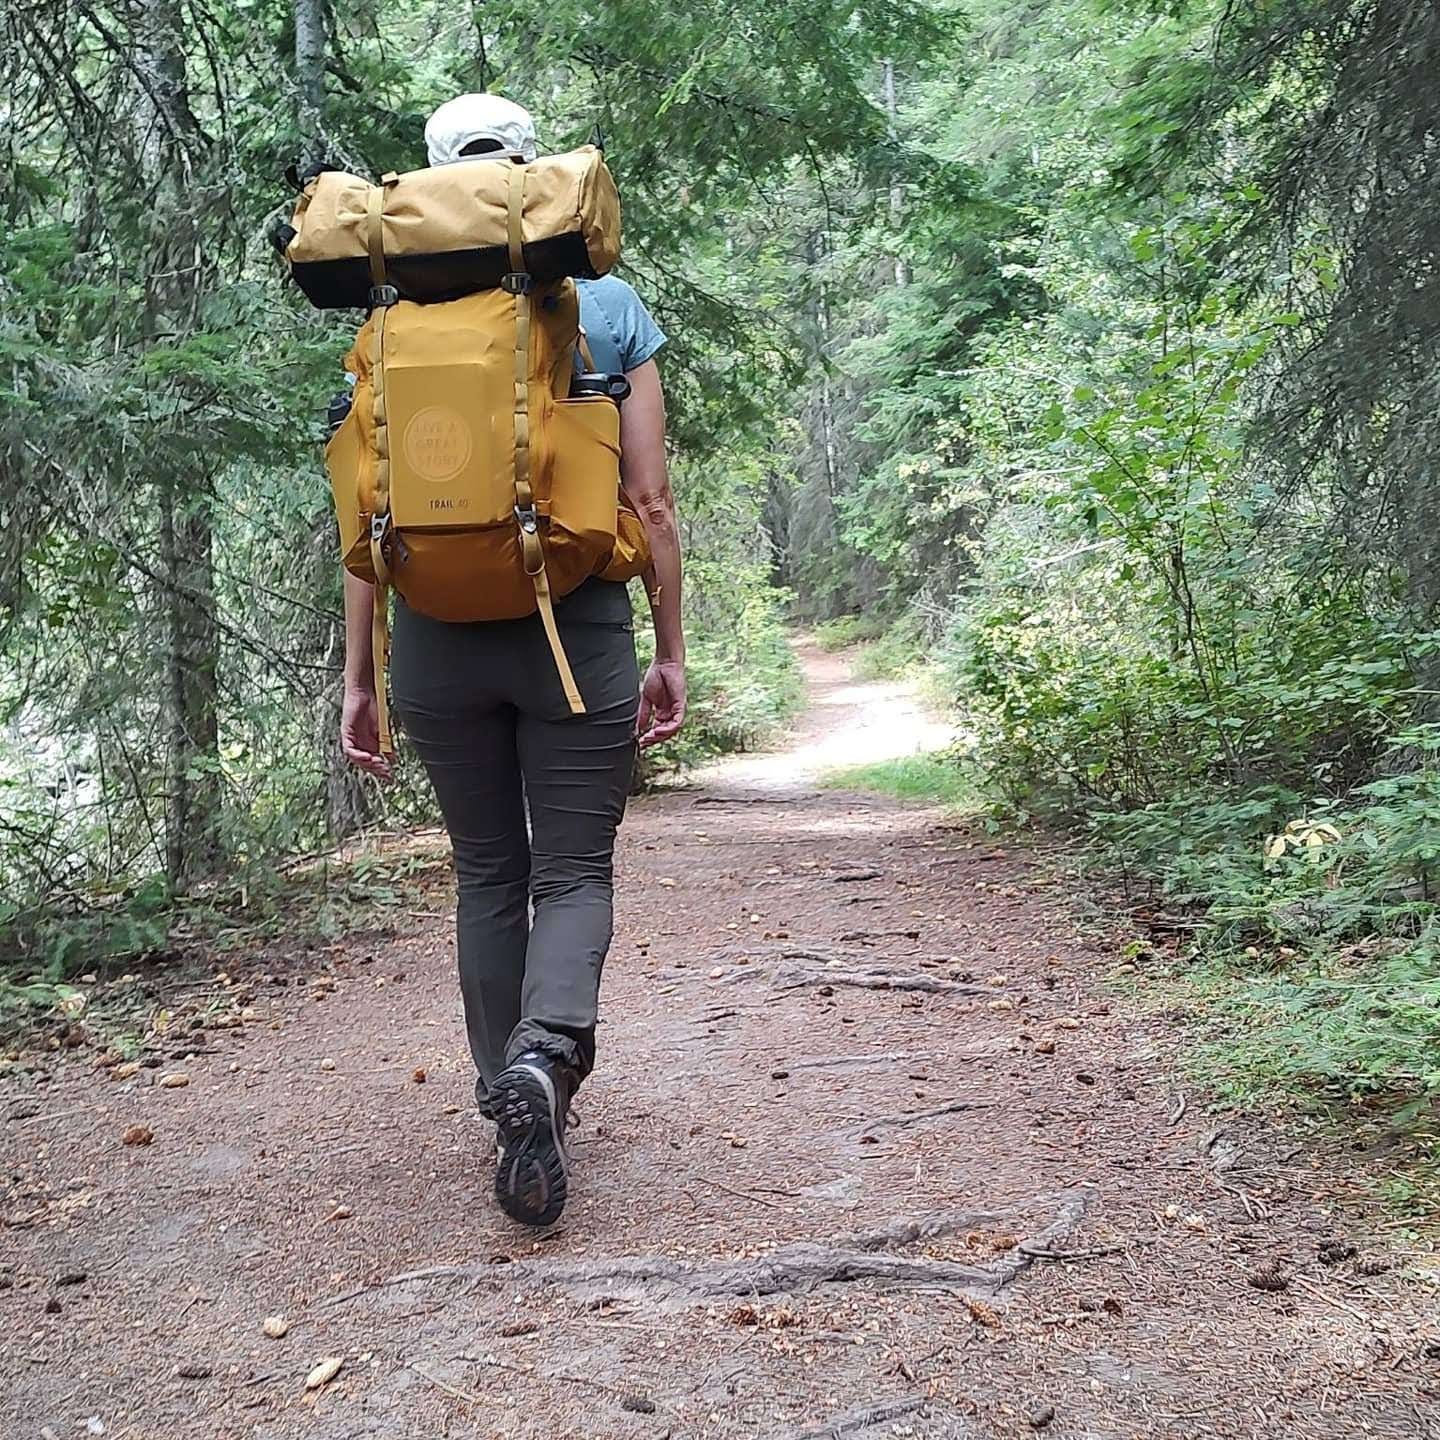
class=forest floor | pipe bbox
[3,643,1439,1440]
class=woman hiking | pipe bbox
[337,94,685,1228]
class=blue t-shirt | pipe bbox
[555,276,665,623]
[576,276,667,376]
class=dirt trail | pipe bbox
[696,644,955,791]
[3,643,1437,1440]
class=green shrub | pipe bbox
[1088,728,1440,1135]
[813,613,889,652]
[635,557,801,774]
[851,610,929,681]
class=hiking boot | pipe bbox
[492,1050,575,1227]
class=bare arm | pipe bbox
[620,357,686,747]
[341,569,390,777]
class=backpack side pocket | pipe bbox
[326,403,373,579]
[543,395,623,551]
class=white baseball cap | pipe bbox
[425,93,538,167]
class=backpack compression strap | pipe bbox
[366,174,400,755]
[505,164,586,716]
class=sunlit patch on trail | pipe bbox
[696,642,955,795]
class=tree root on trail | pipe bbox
[692,792,821,806]
[709,942,983,996]
[772,961,982,996]
[845,1206,1002,1250]
[791,1394,927,1439]
[324,1190,1092,1310]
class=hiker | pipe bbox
[334,95,685,1226]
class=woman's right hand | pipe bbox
[340,681,392,779]
[637,658,686,750]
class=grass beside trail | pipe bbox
[0,834,455,1053]
[823,753,977,811]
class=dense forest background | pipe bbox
[4,2,1439,1143]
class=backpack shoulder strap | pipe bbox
[504,164,585,716]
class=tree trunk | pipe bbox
[882,59,908,287]
[159,478,222,885]
[472,3,491,89]
[302,520,371,841]
[134,0,223,889]
[292,0,370,841]
[295,0,327,168]
[809,230,840,499]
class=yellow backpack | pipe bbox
[288,149,650,753]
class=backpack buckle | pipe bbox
[368,284,399,308]
[501,272,533,296]
[514,504,539,533]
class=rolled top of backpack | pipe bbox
[285,146,621,309]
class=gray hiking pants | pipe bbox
[390,586,638,1115]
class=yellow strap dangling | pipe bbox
[371,579,393,756]
[524,537,585,713]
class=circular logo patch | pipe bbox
[402,406,472,482]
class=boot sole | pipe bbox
[493,1061,568,1227]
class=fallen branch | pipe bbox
[1137,912,1204,933]
[716,942,896,968]
[1017,1237,1151,1262]
[837,930,921,944]
[695,1174,790,1210]
[444,1354,627,1399]
[7,1105,93,1126]
[857,1101,994,1136]
[1215,1178,1270,1221]
[323,1191,1093,1309]
[791,1394,926,1439]
[1290,1275,1375,1327]
[787,1051,920,1070]
[408,1364,485,1405]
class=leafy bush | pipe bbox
[917,195,1440,1144]
[635,515,801,774]
[0,875,172,1000]
[851,610,930,681]
[1088,730,1440,1131]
